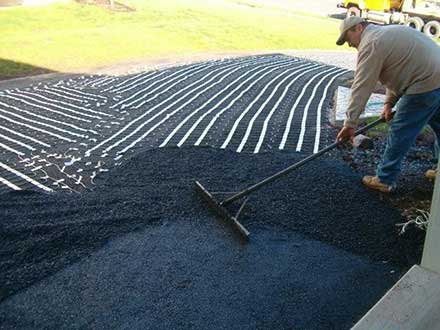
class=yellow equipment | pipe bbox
[337,0,440,38]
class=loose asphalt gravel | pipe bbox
[0,146,424,330]
[0,49,431,330]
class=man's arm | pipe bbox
[382,88,400,121]
[385,88,400,107]
[382,101,394,122]
[337,40,385,142]
[344,41,384,128]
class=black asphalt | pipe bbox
[0,146,422,330]
[0,55,349,193]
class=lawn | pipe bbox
[0,0,342,78]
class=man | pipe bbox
[336,16,440,192]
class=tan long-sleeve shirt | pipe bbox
[345,24,440,128]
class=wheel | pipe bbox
[346,6,361,18]
[423,20,440,39]
[406,16,424,31]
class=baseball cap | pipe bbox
[336,16,365,45]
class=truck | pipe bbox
[337,0,440,38]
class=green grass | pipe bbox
[0,0,342,78]
[364,116,436,139]
[363,116,389,137]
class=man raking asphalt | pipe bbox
[335,16,440,192]
[195,116,387,240]
[196,17,440,240]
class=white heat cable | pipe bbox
[110,63,217,106]
[97,78,118,88]
[28,160,78,193]
[76,77,93,87]
[74,175,86,188]
[0,108,86,139]
[0,161,53,192]
[52,85,103,101]
[237,63,323,153]
[110,70,170,94]
[127,65,222,109]
[58,85,107,100]
[73,79,93,88]
[161,58,298,148]
[4,91,101,119]
[131,57,280,111]
[92,76,117,88]
[104,71,155,92]
[84,56,272,156]
[0,113,75,142]
[0,124,50,148]
[90,171,97,185]
[313,70,349,154]
[0,94,92,123]
[112,70,178,92]
[181,62,295,147]
[279,67,341,150]
[192,59,306,147]
[109,70,196,109]
[111,69,203,109]
[35,87,87,103]
[80,75,106,88]
[19,90,113,117]
[0,133,35,151]
[111,60,224,109]
[52,178,65,186]
[253,64,326,154]
[124,62,258,149]
[0,101,90,133]
[112,64,248,154]
[21,160,34,166]
[8,90,112,117]
[296,68,350,152]
[0,176,22,190]
[91,76,116,88]
[287,66,344,152]
[0,174,22,190]
[221,63,322,150]
[0,141,25,156]
[98,77,117,86]
[127,57,277,110]
[110,57,274,156]
[109,60,278,153]
[88,76,108,88]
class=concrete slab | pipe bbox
[332,86,385,127]
[351,265,440,330]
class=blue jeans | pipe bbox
[377,87,440,185]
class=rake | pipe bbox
[195,116,387,240]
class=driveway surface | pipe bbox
[0,52,422,330]
[0,145,419,330]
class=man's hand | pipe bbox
[336,126,355,143]
[381,103,393,122]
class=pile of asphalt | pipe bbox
[0,147,423,305]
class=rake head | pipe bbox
[195,180,250,240]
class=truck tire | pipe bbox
[346,6,361,17]
[423,20,440,39]
[406,16,424,31]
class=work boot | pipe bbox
[362,175,394,193]
[425,169,437,180]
